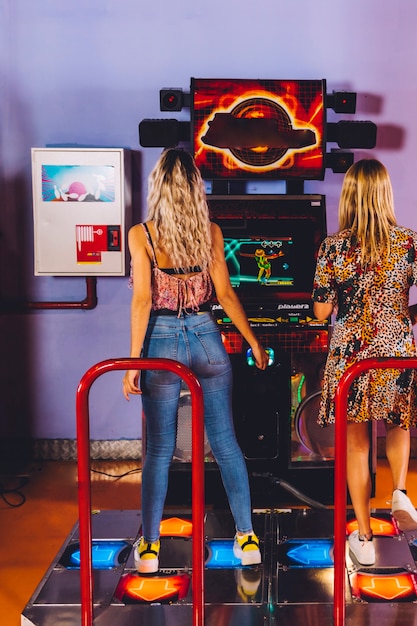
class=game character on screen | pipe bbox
[239,247,284,283]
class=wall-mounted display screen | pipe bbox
[192,78,326,181]
[32,148,131,276]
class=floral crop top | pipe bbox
[129,223,213,316]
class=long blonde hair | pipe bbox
[146,149,213,270]
[338,159,397,267]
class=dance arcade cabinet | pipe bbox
[166,194,341,507]
[166,78,375,507]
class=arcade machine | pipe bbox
[166,78,344,508]
[167,191,334,507]
[24,80,417,626]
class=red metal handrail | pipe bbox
[333,356,417,626]
[76,358,205,626]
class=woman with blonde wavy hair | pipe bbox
[123,148,268,573]
[313,159,417,567]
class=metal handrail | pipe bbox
[333,356,417,626]
[1,276,98,312]
[76,358,205,626]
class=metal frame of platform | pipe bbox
[23,355,417,626]
[22,507,417,626]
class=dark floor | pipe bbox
[1,458,416,626]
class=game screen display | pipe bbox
[192,78,326,181]
[208,194,326,308]
[225,233,297,290]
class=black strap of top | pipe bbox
[142,222,202,275]
[143,222,157,266]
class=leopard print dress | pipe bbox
[312,225,417,428]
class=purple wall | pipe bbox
[1,0,417,444]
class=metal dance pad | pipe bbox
[22,508,417,626]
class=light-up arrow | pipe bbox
[70,541,129,568]
[285,540,333,567]
[205,539,242,568]
[160,517,193,537]
[346,516,398,537]
[116,573,191,603]
[354,572,416,601]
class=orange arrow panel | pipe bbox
[346,516,398,537]
[160,517,193,537]
[115,573,191,603]
[350,571,417,602]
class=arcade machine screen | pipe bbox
[207,194,326,318]
[191,77,326,181]
[224,230,307,293]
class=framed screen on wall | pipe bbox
[32,148,132,276]
[191,78,326,181]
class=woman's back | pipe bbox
[314,223,417,425]
[142,221,213,314]
[323,225,417,332]
[144,221,203,276]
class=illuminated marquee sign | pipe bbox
[192,78,325,180]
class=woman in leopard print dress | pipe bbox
[312,159,417,565]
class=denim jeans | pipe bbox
[141,311,254,542]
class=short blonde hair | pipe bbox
[338,159,397,266]
[146,149,213,270]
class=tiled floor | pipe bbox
[1,458,416,626]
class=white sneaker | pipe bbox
[348,530,375,566]
[133,537,160,573]
[233,533,261,566]
[391,490,417,531]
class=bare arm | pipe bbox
[209,223,269,370]
[313,301,334,322]
[123,224,153,400]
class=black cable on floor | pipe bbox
[90,467,142,479]
[275,478,328,510]
[0,476,28,508]
[252,472,328,509]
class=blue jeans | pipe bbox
[141,311,254,542]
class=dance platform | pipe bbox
[22,507,417,626]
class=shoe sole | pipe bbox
[392,509,417,531]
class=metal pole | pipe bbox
[76,358,205,626]
[333,356,417,626]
